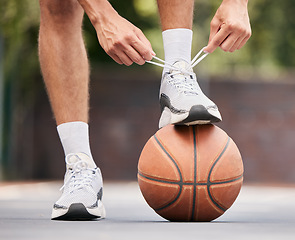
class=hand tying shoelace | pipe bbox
[146,47,209,75]
[146,47,209,96]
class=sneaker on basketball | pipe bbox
[51,153,106,220]
[159,60,222,128]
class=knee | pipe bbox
[39,0,83,27]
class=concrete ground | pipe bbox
[0,181,295,240]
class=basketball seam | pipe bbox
[138,172,181,184]
[191,126,197,221]
[139,171,242,186]
[153,134,183,212]
[210,174,243,184]
[153,134,183,183]
[207,137,231,212]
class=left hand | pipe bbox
[204,0,251,53]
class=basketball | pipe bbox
[138,124,243,222]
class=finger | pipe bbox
[208,19,221,43]
[117,52,134,66]
[124,46,146,65]
[135,28,153,50]
[205,25,231,53]
[237,33,251,50]
[219,32,242,52]
[205,25,220,53]
[131,40,153,62]
[134,29,155,61]
[108,53,124,65]
[229,36,244,52]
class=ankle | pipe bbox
[162,28,193,66]
[57,121,95,164]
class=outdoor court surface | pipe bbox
[1,181,295,240]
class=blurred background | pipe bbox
[0,0,294,183]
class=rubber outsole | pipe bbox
[159,93,222,127]
[52,203,103,221]
[177,105,221,125]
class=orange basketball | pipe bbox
[138,124,243,222]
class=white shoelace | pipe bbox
[146,47,209,95]
[146,47,209,75]
[60,154,96,192]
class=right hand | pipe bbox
[94,12,155,66]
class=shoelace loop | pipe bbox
[146,47,209,95]
[60,154,96,192]
[146,47,209,75]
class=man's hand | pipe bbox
[78,0,155,66]
[94,13,155,66]
[204,0,251,53]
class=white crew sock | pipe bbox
[162,28,193,74]
[57,121,96,166]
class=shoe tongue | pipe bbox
[66,153,96,169]
[170,61,192,74]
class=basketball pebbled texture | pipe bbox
[138,124,243,222]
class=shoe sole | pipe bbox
[159,93,222,127]
[177,105,222,125]
[51,201,106,221]
[159,105,222,128]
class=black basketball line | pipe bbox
[138,132,243,214]
[138,172,242,186]
[207,137,232,212]
[153,134,184,211]
[210,175,243,185]
[191,126,197,221]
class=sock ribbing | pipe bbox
[162,28,193,73]
[57,121,95,166]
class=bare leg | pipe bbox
[39,0,89,125]
[157,0,194,31]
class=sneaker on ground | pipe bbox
[159,60,222,128]
[51,153,106,220]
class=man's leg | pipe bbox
[157,0,194,31]
[39,0,95,161]
[39,0,105,220]
[156,0,222,128]
[157,0,194,71]
[39,0,88,125]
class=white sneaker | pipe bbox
[146,47,222,128]
[51,153,106,220]
[159,61,222,128]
